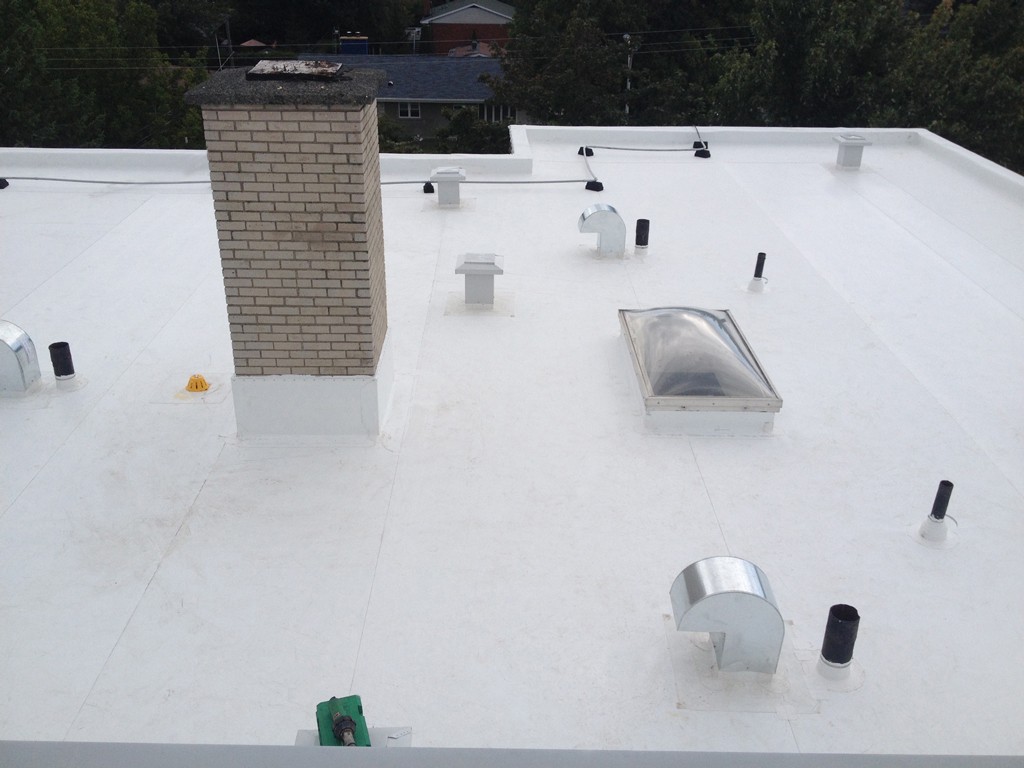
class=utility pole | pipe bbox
[623,34,636,118]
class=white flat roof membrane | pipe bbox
[1,127,1023,757]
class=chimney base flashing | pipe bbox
[232,340,394,437]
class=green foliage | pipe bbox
[493,0,645,125]
[1,0,101,146]
[377,112,424,153]
[434,107,511,154]
[880,0,1024,171]
[3,0,1022,172]
[708,0,914,126]
[145,0,231,55]
[228,0,420,52]
[1,0,208,149]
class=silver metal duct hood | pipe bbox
[670,556,784,674]
[619,308,782,412]
[0,320,41,394]
[578,204,626,257]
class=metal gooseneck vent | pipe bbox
[578,204,626,257]
[670,556,785,674]
[0,320,41,394]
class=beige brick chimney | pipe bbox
[187,63,391,435]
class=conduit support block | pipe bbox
[670,556,785,674]
[0,320,41,394]
[455,253,504,305]
[834,134,872,169]
[578,204,626,257]
[429,166,465,207]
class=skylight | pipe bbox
[619,307,782,412]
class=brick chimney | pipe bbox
[186,63,391,435]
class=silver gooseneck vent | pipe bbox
[578,204,626,257]
[670,556,785,674]
[0,320,41,394]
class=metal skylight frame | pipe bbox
[619,307,783,412]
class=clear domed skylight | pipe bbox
[619,307,782,412]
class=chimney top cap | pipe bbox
[246,60,342,82]
[186,62,385,107]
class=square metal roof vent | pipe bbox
[619,308,782,433]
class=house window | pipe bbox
[399,102,421,119]
[478,104,516,123]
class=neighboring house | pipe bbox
[447,40,497,57]
[420,0,514,55]
[304,54,517,136]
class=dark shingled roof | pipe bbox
[300,55,502,103]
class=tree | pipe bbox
[881,0,1024,172]
[492,0,646,125]
[144,0,231,57]
[434,107,511,153]
[227,0,420,52]
[0,0,207,149]
[708,0,914,126]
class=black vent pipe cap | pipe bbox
[636,218,650,247]
[930,480,954,520]
[754,252,767,279]
[578,146,594,156]
[422,182,434,193]
[585,180,604,192]
[0,179,9,190]
[695,148,711,159]
[821,604,860,666]
[49,341,75,379]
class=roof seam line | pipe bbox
[62,452,223,739]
